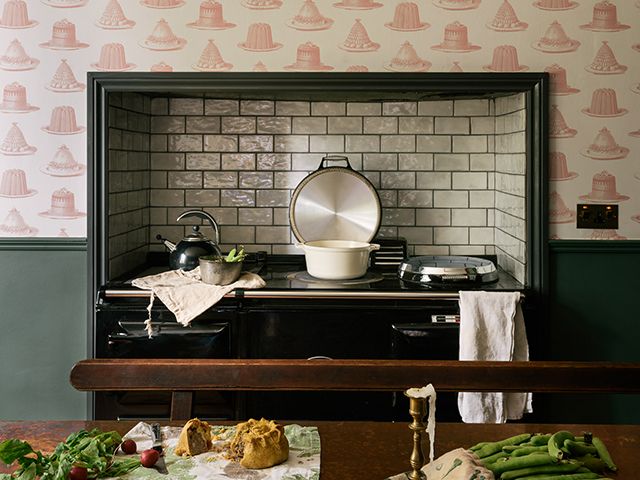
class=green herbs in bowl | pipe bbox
[200,246,247,263]
[199,247,246,285]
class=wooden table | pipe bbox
[1,421,638,479]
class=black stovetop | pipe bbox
[105,252,526,296]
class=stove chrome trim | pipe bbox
[103,289,524,301]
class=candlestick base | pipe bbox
[406,393,427,480]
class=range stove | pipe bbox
[102,252,525,301]
[94,251,530,422]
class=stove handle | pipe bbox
[307,355,333,360]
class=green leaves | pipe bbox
[0,429,140,480]
[0,440,47,477]
[224,246,246,263]
[101,458,141,478]
[0,439,34,465]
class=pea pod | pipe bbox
[503,445,525,452]
[479,451,508,465]
[592,437,617,472]
[529,434,552,446]
[516,473,600,480]
[574,454,606,473]
[488,453,556,476]
[511,446,550,457]
[469,441,491,452]
[474,433,532,458]
[564,440,597,457]
[500,461,581,480]
[548,431,575,460]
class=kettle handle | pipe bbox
[176,210,220,245]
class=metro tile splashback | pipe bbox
[108,93,527,282]
[1,0,639,242]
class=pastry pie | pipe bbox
[228,418,289,469]
[175,418,212,456]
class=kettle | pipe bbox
[156,210,222,271]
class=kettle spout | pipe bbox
[155,234,176,252]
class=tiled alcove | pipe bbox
[107,91,527,283]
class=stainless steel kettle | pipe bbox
[156,210,222,271]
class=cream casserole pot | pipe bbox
[296,240,380,280]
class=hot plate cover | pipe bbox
[398,255,499,285]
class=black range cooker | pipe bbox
[94,250,529,422]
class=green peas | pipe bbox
[548,431,575,460]
[515,473,600,480]
[563,440,597,457]
[503,445,525,453]
[511,446,551,457]
[468,431,618,478]
[488,453,556,476]
[574,454,606,473]
[474,433,532,458]
[500,461,581,480]
[592,437,617,472]
[529,434,552,446]
[479,451,508,465]
[469,441,491,452]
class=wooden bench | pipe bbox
[70,359,640,420]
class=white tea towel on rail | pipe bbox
[132,267,265,336]
[457,290,532,423]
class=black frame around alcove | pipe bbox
[87,72,549,355]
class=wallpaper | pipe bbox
[0,0,638,240]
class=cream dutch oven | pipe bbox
[295,240,380,280]
[289,155,382,280]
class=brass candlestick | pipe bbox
[406,393,427,480]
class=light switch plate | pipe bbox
[576,204,618,229]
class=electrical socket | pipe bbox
[576,204,618,229]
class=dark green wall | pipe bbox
[535,241,640,424]
[0,240,88,420]
[0,240,637,422]
[548,241,640,362]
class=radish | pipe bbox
[140,449,160,468]
[68,466,88,480]
[121,439,137,454]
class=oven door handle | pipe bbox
[108,337,134,345]
[117,321,228,336]
[307,355,333,360]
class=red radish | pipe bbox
[68,466,88,480]
[140,449,160,468]
[121,439,137,454]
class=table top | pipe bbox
[1,421,638,479]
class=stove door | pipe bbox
[95,306,236,420]
[107,321,230,359]
[391,322,459,360]
[391,322,461,421]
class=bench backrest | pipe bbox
[70,359,640,420]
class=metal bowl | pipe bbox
[199,257,243,285]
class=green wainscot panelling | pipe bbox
[0,239,88,420]
[538,240,640,425]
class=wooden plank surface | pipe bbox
[0,421,638,480]
[70,359,640,394]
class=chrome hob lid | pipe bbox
[398,255,498,286]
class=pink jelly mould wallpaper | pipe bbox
[0,0,638,239]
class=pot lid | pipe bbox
[289,156,381,243]
[398,255,498,285]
